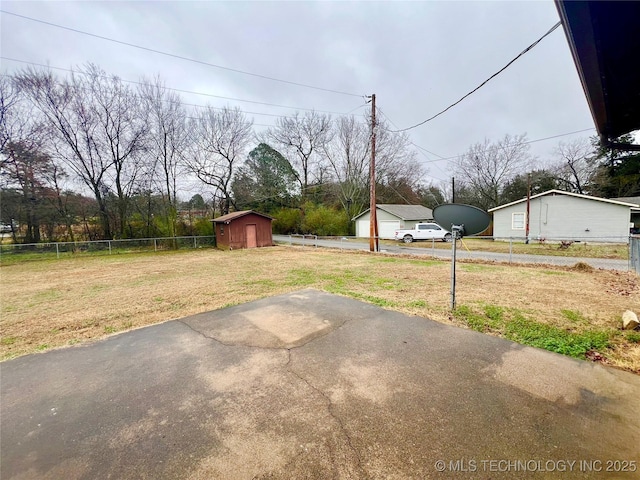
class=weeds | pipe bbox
[560,309,587,323]
[454,304,612,359]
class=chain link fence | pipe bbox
[274,234,632,271]
[0,236,216,262]
[631,236,640,275]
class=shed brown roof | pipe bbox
[211,210,274,223]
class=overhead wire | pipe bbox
[416,128,596,165]
[1,10,363,98]
[0,58,360,116]
[376,106,449,181]
[390,21,562,133]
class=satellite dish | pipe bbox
[433,204,491,310]
[433,204,490,237]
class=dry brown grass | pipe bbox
[1,246,639,371]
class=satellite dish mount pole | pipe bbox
[450,224,464,310]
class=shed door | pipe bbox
[245,224,257,248]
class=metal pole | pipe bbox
[450,227,458,310]
[154,238,157,252]
[108,240,112,255]
[509,237,513,263]
[525,173,531,244]
[432,237,435,256]
[56,243,59,259]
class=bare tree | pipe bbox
[15,65,148,238]
[0,141,54,243]
[0,76,20,154]
[0,76,48,165]
[374,123,424,202]
[187,106,253,215]
[16,67,113,238]
[454,133,532,210]
[139,77,187,237]
[322,115,423,219]
[263,111,332,196]
[552,138,596,194]
[88,65,148,237]
[322,115,371,217]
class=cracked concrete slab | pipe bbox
[1,288,639,479]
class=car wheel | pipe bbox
[403,235,413,243]
[444,233,452,242]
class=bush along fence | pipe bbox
[0,236,217,261]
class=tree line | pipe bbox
[0,65,435,242]
[1,64,637,243]
[451,133,639,212]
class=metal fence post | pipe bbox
[56,243,59,259]
[108,241,112,255]
[154,239,157,252]
[432,238,435,256]
[194,237,197,249]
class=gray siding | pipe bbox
[493,194,631,242]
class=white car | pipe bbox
[394,222,452,243]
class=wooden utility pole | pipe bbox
[369,94,378,252]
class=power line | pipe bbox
[1,10,363,98]
[376,107,445,158]
[375,106,449,181]
[391,21,562,133]
[417,128,596,164]
[0,57,359,116]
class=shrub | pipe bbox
[271,208,303,234]
[301,204,349,236]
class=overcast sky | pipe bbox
[1,0,598,188]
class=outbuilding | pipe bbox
[353,204,434,239]
[488,190,637,243]
[212,211,273,249]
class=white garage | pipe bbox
[353,204,434,239]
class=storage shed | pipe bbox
[353,204,434,239]
[488,190,637,243]
[212,211,273,249]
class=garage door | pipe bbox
[378,220,401,239]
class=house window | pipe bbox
[512,212,525,230]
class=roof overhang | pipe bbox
[555,1,640,143]
[488,189,638,212]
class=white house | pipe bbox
[488,190,637,243]
[353,204,434,239]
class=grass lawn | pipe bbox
[1,246,639,372]
[380,237,630,259]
